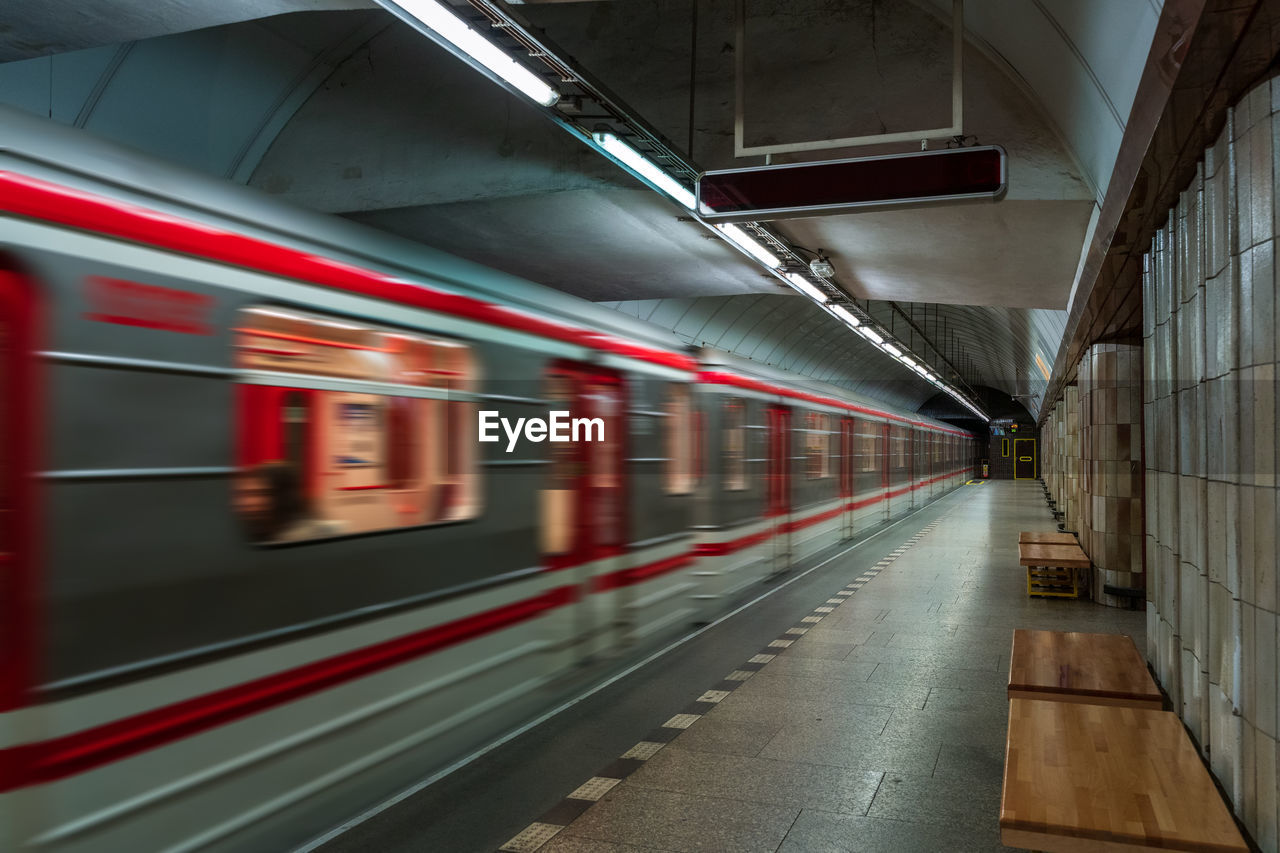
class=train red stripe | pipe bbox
[0,172,697,374]
[0,585,575,793]
[695,370,971,437]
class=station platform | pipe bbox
[315,481,1145,853]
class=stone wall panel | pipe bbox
[1136,86,1280,849]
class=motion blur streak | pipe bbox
[0,115,973,852]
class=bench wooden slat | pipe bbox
[1008,629,1161,709]
[1018,542,1091,568]
[1019,531,1078,545]
[1002,698,1248,853]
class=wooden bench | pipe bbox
[1019,531,1078,545]
[1008,629,1161,710]
[1018,541,1090,598]
[1001,698,1248,852]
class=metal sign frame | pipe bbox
[734,0,965,157]
[695,145,1006,222]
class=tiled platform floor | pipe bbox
[533,481,1146,853]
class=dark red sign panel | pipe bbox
[85,276,213,334]
[697,146,1006,221]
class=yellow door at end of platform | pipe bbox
[1013,438,1036,480]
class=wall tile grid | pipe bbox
[1079,342,1144,608]
[1044,401,1060,503]
[1041,385,1082,535]
[1064,383,1082,532]
[1141,77,1280,851]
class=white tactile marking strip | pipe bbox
[620,741,665,760]
[567,777,621,802]
[500,822,563,852]
[495,510,950,852]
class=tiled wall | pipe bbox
[1044,399,1054,491]
[1143,76,1279,851]
[1080,343,1144,607]
[1063,384,1081,532]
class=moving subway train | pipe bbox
[0,109,975,851]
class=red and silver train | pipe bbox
[0,107,975,851]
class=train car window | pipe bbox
[693,409,705,486]
[805,413,832,479]
[541,371,575,555]
[235,306,479,544]
[664,384,696,495]
[436,342,479,521]
[723,398,748,491]
[857,420,878,472]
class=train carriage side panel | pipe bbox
[787,403,844,563]
[690,388,775,616]
[23,243,552,686]
[0,218,628,853]
[576,369,700,651]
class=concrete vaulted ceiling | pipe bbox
[0,0,1163,415]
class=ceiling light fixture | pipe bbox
[785,272,829,303]
[828,305,861,327]
[715,224,782,268]
[380,0,560,107]
[593,132,695,209]
[379,1,990,424]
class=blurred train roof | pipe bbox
[0,0,1166,419]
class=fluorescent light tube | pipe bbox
[714,224,782,268]
[900,356,917,369]
[594,132,695,209]
[882,343,902,358]
[859,327,883,345]
[385,0,560,106]
[829,304,860,326]
[785,272,828,302]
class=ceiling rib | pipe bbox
[373,0,989,417]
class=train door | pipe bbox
[881,422,891,521]
[542,363,626,660]
[0,268,36,713]
[839,417,854,540]
[908,429,918,509]
[930,433,938,499]
[766,405,791,574]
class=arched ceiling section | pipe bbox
[920,0,1163,203]
[601,292,1064,416]
[859,301,1066,411]
[603,293,973,415]
[0,11,391,181]
[0,0,374,61]
[0,1,1164,418]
